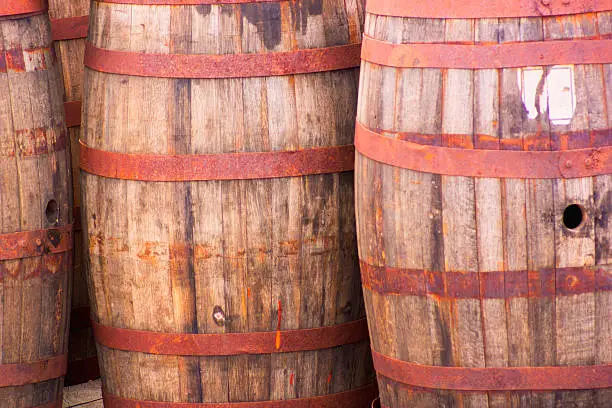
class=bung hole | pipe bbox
[45,199,59,224]
[562,204,584,230]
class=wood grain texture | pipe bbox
[81,0,374,405]
[357,10,611,408]
[47,0,97,386]
[0,11,72,408]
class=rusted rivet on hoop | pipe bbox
[564,160,573,169]
[541,0,551,4]
[584,158,593,167]
[35,238,43,246]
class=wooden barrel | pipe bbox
[47,0,99,386]
[356,1,611,407]
[81,0,376,406]
[0,2,73,407]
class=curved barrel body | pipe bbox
[356,1,612,407]
[48,0,98,386]
[0,4,73,407]
[81,0,375,406]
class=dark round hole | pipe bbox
[563,204,584,230]
[45,199,59,224]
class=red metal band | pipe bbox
[102,384,378,408]
[366,0,612,18]
[0,225,73,261]
[93,318,368,356]
[84,42,361,78]
[80,141,355,181]
[355,122,611,179]
[98,0,284,3]
[361,36,612,69]
[360,261,612,299]
[0,354,67,387]
[0,0,46,17]
[372,349,612,391]
[64,101,82,128]
[51,15,89,41]
[65,356,100,386]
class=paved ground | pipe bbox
[63,379,103,408]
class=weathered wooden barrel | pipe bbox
[48,0,99,386]
[81,0,376,406]
[356,1,611,406]
[0,2,73,407]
